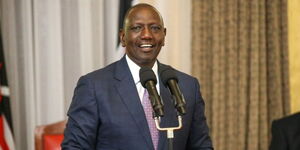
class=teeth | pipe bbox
[140,44,153,48]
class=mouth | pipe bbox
[138,44,155,53]
[138,44,154,49]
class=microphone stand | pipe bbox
[154,115,183,150]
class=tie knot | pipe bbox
[143,89,149,99]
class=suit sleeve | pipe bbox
[61,76,100,150]
[186,78,213,150]
[269,120,287,150]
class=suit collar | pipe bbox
[113,56,129,81]
[114,56,154,149]
[114,57,177,150]
[125,54,160,86]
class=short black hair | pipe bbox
[122,3,164,31]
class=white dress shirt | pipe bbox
[125,55,160,102]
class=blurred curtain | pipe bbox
[192,0,290,150]
[1,0,192,149]
[1,0,105,149]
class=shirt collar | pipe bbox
[125,55,159,85]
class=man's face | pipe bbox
[120,6,166,67]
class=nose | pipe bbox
[140,27,153,40]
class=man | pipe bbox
[269,112,300,150]
[62,3,213,150]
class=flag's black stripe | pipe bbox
[0,29,8,86]
[0,24,14,134]
[117,0,132,47]
[0,95,9,99]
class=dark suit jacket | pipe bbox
[269,112,300,150]
[62,56,213,150]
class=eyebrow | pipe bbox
[129,22,163,26]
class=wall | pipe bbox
[289,0,300,113]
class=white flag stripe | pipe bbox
[3,115,15,150]
[0,86,10,97]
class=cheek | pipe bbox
[158,38,165,46]
[155,35,165,44]
[162,39,165,46]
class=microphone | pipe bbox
[160,65,186,115]
[139,67,164,117]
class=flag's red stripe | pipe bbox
[0,116,10,150]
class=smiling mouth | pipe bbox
[139,44,154,48]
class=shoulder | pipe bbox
[84,62,117,80]
[81,55,128,83]
[271,113,300,150]
[272,112,300,135]
[273,112,300,127]
[158,63,200,92]
[159,63,199,83]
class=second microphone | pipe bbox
[140,67,164,117]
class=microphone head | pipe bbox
[139,67,157,88]
[159,65,178,86]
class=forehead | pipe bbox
[126,6,163,25]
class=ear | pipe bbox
[162,28,167,46]
[119,29,126,47]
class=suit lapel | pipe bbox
[114,56,154,149]
[157,63,179,150]
[157,83,169,150]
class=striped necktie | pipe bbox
[142,89,159,150]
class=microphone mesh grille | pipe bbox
[139,67,157,88]
[159,65,178,86]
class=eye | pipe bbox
[130,26,142,32]
[150,25,161,32]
